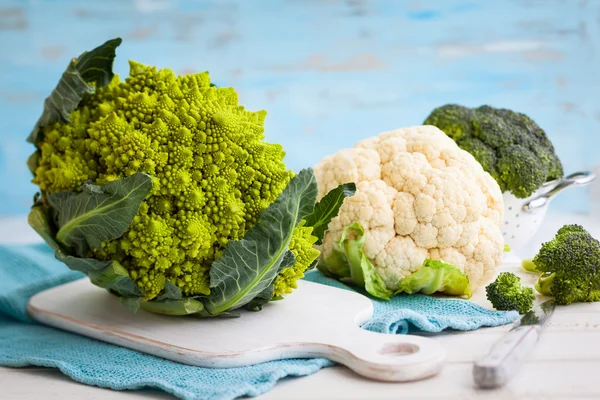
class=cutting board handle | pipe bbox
[318,327,446,382]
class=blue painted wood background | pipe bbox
[1,0,598,216]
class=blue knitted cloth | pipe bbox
[0,244,518,399]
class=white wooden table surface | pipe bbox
[1,210,600,400]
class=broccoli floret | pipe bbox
[424,104,563,198]
[485,272,535,314]
[32,60,318,300]
[532,224,600,305]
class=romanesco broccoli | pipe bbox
[31,47,315,302]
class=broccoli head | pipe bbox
[532,224,600,305]
[486,272,535,314]
[424,104,563,198]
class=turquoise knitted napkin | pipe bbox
[0,244,518,400]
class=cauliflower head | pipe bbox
[315,125,504,292]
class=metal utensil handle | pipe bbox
[523,171,596,213]
[473,325,540,389]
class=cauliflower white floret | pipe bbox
[316,125,504,290]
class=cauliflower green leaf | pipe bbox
[304,182,356,245]
[320,222,394,300]
[397,259,472,298]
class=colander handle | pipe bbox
[522,171,596,213]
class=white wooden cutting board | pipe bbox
[27,279,445,382]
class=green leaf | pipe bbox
[120,297,142,313]
[244,252,296,312]
[334,222,394,300]
[157,280,183,301]
[141,298,204,316]
[91,263,143,298]
[205,168,318,315]
[320,222,393,299]
[55,251,111,272]
[55,250,143,298]
[48,172,152,256]
[504,244,511,252]
[28,205,62,252]
[27,151,40,176]
[29,202,144,302]
[317,249,350,278]
[304,182,356,245]
[244,286,275,312]
[28,38,122,145]
[306,258,319,272]
[396,259,472,298]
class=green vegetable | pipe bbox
[26,38,352,316]
[397,259,472,298]
[319,222,472,300]
[424,104,563,198]
[28,38,122,145]
[320,222,393,300]
[204,169,316,315]
[49,172,152,255]
[532,224,600,305]
[485,272,535,314]
[521,258,538,273]
[304,182,356,245]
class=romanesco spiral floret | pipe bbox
[32,60,317,300]
[274,221,320,297]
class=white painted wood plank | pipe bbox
[433,330,600,363]
[262,361,600,400]
[5,361,600,400]
[0,367,168,400]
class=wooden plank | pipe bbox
[6,358,600,400]
[434,330,600,362]
[262,361,600,400]
[0,367,167,400]
[8,361,600,400]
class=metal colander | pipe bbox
[502,171,596,252]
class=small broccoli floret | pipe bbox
[486,272,535,314]
[532,224,600,305]
[424,104,563,198]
